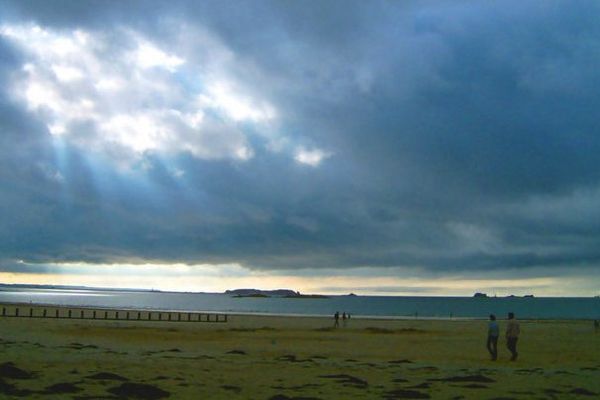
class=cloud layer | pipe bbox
[1,1,600,292]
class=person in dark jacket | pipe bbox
[487,314,499,360]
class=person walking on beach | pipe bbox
[487,314,499,361]
[334,311,340,328]
[506,312,520,361]
[342,312,347,327]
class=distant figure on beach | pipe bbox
[486,314,499,361]
[334,311,340,327]
[342,312,347,327]
[594,319,599,333]
[506,312,520,361]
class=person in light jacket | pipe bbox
[506,312,520,361]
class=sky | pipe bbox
[1,0,599,296]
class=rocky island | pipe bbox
[226,289,329,299]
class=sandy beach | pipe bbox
[1,305,599,399]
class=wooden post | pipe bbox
[43,309,47,317]
[15,308,19,317]
[93,310,96,319]
[137,312,140,320]
[116,311,119,319]
[159,313,162,321]
[168,313,171,321]
[178,313,181,321]
[68,310,72,318]
[126,312,130,320]
[2,307,5,316]
[188,313,191,322]
[149,312,152,321]
[56,309,59,318]
[29,308,33,317]
[104,311,107,319]
[80,310,84,319]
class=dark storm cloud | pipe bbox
[1,0,600,279]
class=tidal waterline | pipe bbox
[1,287,598,319]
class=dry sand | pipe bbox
[0,305,599,399]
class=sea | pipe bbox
[0,287,599,319]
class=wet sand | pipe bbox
[1,308,599,399]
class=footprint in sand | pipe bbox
[0,378,34,397]
[427,374,495,383]
[455,384,489,389]
[318,374,368,389]
[108,382,170,400]
[388,359,414,364]
[44,382,83,394]
[221,385,242,393]
[0,362,34,379]
[268,395,322,400]
[384,388,430,399]
[277,354,314,363]
[86,372,129,381]
[406,383,431,389]
[569,388,598,396]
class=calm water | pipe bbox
[1,288,598,319]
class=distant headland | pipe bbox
[225,289,329,299]
[473,292,535,298]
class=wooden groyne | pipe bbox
[0,303,227,323]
